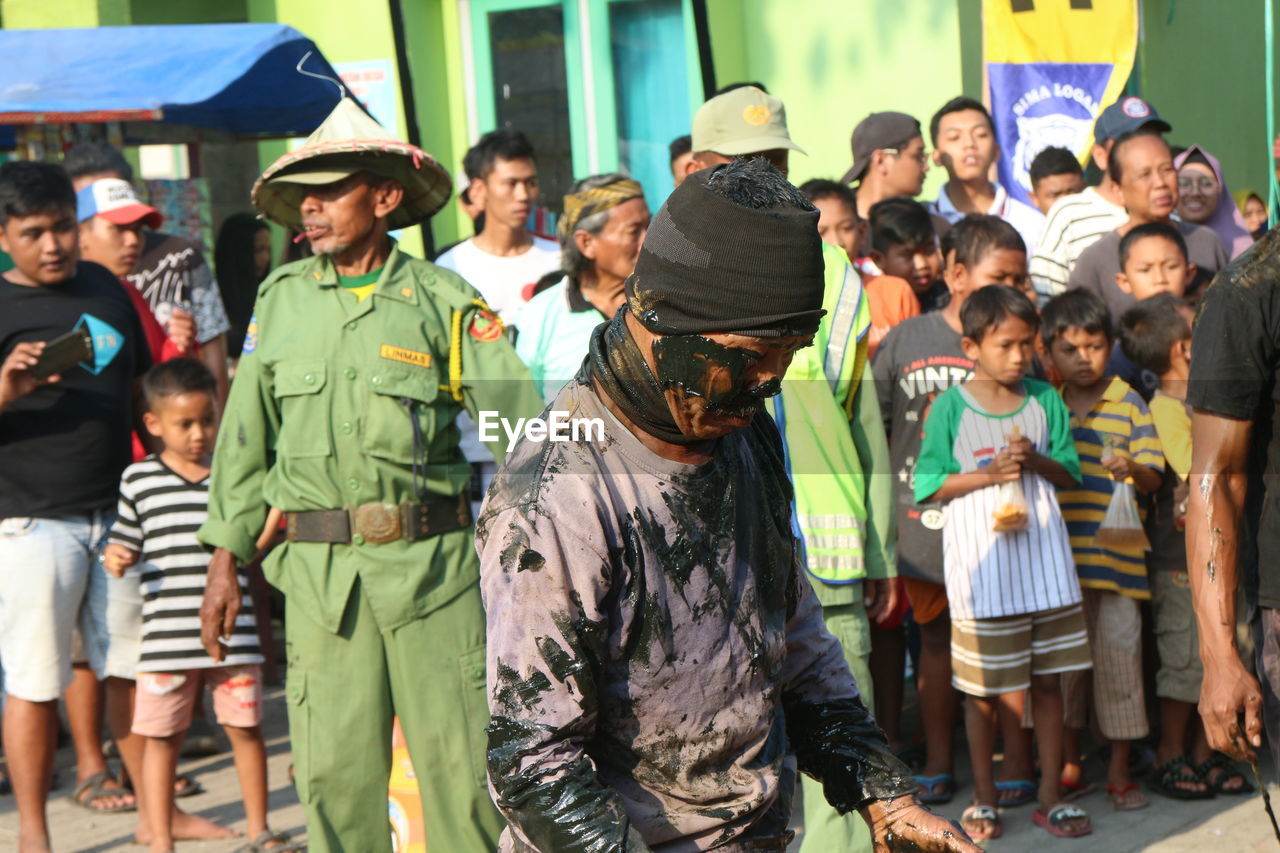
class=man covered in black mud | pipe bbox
[476,159,980,853]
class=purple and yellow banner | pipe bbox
[983,0,1138,207]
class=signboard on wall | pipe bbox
[983,0,1138,207]
[334,59,400,138]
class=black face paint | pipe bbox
[651,333,780,419]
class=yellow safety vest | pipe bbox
[767,244,872,589]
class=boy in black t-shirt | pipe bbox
[0,161,150,850]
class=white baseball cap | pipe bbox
[76,178,162,228]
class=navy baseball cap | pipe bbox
[1094,96,1171,144]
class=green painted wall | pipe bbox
[2,0,122,26]
[130,0,246,24]
[703,0,970,198]
[1138,0,1277,203]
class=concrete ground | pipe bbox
[5,683,1280,852]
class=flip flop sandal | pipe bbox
[1148,755,1213,800]
[174,773,205,799]
[1106,781,1150,810]
[1198,753,1255,795]
[1059,777,1097,801]
[234,830,306,852]
[69,770,136,814]
[913,772,955,805]
[1033,802,1092,838]
[959,804,1003,841]
[995,778,1037,807]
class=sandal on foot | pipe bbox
[1148,755,1213,800]
[996,778,1037,807]
[174,773,205,799]
[1059,777,1097,801]
[960,804,1002,841]
[69,770,136,814]
[914,772,955,805]
[1198,753,1255,795]
[1033,802,1092,838]
[235,830,306,852]
[1106,781,1149,810]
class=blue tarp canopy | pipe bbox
[0,23,344,138]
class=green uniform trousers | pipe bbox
[800,600,875,853]
[286,574,504,852]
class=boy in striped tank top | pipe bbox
[915,286,1093,840]
[102,359,297,853]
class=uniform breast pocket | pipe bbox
[272,360,332,458]
[361,362,439,464]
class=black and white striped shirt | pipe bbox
[109,456,262,672]
[1029,186,1128,302]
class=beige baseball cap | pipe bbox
[691,86,807,157]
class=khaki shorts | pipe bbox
[1151,569,1203,704]
[132,665,263,738]
[951,604,1092,697]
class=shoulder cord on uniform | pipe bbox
[400,397,429,502]
[446,309,465,402]
[443,299,498,404]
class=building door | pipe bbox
[468,0,703,212]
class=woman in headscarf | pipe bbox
[1174,145,1254,259]
[1234,188,1269,240]
[514,173,649,399]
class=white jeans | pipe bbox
[0,512,113,701]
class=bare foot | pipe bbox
[135,808,242,843]
[18,831,53,853]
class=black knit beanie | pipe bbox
[625,163,826,337]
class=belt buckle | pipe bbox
[353,503,401,544]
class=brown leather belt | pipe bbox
[285,494,471,544]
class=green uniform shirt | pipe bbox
[198,244,543,633]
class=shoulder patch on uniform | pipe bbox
[380,344,432,368]
[469,307,504,342]
[241,312,258,355]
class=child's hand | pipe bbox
[1101,453,1135,480]
[1005,432,1034,464]
[987,448,1022,483]
[101,544,138,578]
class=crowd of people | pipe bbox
[0,74,1275,853]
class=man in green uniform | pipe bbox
[197,98,542,852]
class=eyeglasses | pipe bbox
[1178,176,1218,193]
[883,147,929,165]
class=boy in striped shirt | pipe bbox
[102,359,297,853]
[916,285,1092,840]
[1041,290,1164,812]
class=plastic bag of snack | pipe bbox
[992,427,1029,532]
[1096,480,1151,551]
[992,479,1029,532]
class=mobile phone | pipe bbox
[31,327,92,380]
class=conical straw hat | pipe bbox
[252,97,452,230]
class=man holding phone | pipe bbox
[0,161,151,853]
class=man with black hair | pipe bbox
[0,160,152,853]
[435,127,560,322]
[1028,147,1085,216]
[928,96,1044,253]
[62,142,230,407]
[1030,96,1171,301]
[841,112,932,222]
[668,134,693,188]
[479,157,979,853]
[1068,131,1226,318]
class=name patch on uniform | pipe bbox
[380,345,432,368]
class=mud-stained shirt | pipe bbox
[477,379,869,852]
